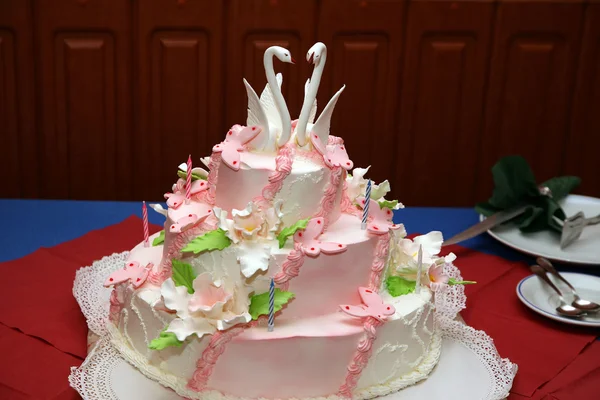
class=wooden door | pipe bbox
[566,4,600,198]
[135,0,224,200]
[476,1,584,202]
[34,0,133,200]
[0,0,37,198]
[317,0,406,191]
[397,1,494,206]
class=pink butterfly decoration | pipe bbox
[310,133,353,170]
[212,125,262,171]
[169,210,211,233]
[340,287,396,322]
[164,179,208,209]
[104,261,153,289]
[358,197,401,235]
[293,217,347,257]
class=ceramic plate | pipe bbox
[480,194,600,265]
[517,272,600,327]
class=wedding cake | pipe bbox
[103,43,473,399]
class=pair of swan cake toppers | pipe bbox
[242,42,345,153]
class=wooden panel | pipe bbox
[397,1,494,206]
[137,0,224,200]
[566,4,600,198]
[477,1,584,202]
[0,1,37,198]
[0,30,19,197]
[35,0,132,199]
[318,0,406,196]
[226,0,317,132]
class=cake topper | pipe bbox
[294,42,346,149]
[244,46,295,151]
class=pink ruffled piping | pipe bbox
[337,317,382,397]
[187,317,266,390]
[253,144,295,208]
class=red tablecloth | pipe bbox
[0,217,597,399]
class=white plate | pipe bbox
[516,272,600,327]
[480,194,600,265]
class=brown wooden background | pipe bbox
[1,0,599,206]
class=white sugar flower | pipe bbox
[393,231,456,280]
[213,207,237,243]
[346,167,371,203]
[162,273,251,341]
[231,202,264,240]
[346,166,403,210]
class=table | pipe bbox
[0,199,597,400]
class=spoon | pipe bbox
[537,257,600,312]
[529,265,587,318]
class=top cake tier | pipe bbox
[213,145,345,227]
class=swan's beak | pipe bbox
[307,52,314,64]
[291,57,296,64]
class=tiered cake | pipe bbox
[104,43,467,399]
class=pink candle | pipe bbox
[142,201,149,247]
[186,154,192,204]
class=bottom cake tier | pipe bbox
[108,287,441,399]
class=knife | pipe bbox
[442,204,528,247]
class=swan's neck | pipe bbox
[296,51,327,146]
[264,49,291,148]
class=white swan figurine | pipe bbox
[244,46,295,151]
[295,42,345,148]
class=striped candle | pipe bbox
[142,201,149,247]
[361,179,371,230]
[268,278,275,332]
[185,154,192,204]
[415,245,423,294]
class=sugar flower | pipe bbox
[393,231,456,280]
[426,264,450,292]
[162,273,251,341]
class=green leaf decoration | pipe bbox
[152,230,165,246]
[386,276,416,297]
[171,259,196,294]
[177,170,206,181]
[475,156,581,233]
[448,278,477,286]
[248,289,295,320]
[378,199,399,210]
[277,218,310,248]
[149,327,184,350]
[181,228,232,255]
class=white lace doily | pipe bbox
[70,252,516,400]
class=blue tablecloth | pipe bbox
[0,199,527,263]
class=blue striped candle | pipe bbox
[268,278,275,332]
[362,180,371,230]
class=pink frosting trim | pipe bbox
[197,152,221,206]
[337,232,391,397]
[108,286,123,323]
[254,144,295,208]
[273,242,306,291]
[148,218,217,285]
[187,317,265,391]
[368,232,391,292]
[314,166,344,228]
[337,317,383,398]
